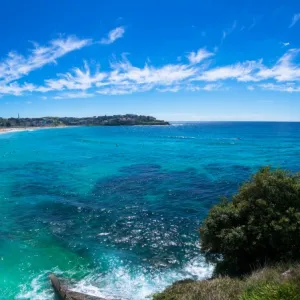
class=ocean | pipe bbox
[0,122,300,299]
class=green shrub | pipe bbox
[153,264,300,300]
[153,277,243,300]
[200,167,300,275]
[240,282,299,300]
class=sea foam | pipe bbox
[70,256,213,300]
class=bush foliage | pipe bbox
[241,282,299,300]
[153,263,300,300]
[200,167,300,275]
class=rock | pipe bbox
[49,274,107,300]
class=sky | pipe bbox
[0,0,300,121]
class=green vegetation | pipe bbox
[241,282,299,300]
[200,167,300,276]
[155,167,300,299]
[0,114,169,127]
[153,264,300,300]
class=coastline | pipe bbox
[0,126,68,135]
[0,123,170,136]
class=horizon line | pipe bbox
[1,115,300,123]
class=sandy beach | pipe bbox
[0,126,67,135]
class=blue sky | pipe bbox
[0,0,300,121]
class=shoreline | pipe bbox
[0,123,171,136]
[0,126,68,135]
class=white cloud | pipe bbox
[0,82,37,96]
[44,61,106,92]
[156,86,181,93]
[2,42,300,97]
[192,49,300,84]
[222,20,237,42]
[53,91,95,99]
[185,85,201,92]
[194,60,262,82]
[0,36,91,84]
[289,13,300,28]
[108,58,197,85]
[156,83,223,93]
[259,83,300,92]
[247,86,255,91]
[100,26,125,44]
[36,55,199,96]
[281,42,290,47]
[97,86,147,95]
[256,49,300,82]
[187,48,214,64]
[202,83,223,91]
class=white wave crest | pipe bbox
[15,256,213,300]
[71,256,213,300]
[16,273,53,300]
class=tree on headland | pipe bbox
[200,167,300,276]
[0,115,169,127]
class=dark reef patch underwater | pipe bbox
[0,122,300,299]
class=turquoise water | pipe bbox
[1,122,300,299]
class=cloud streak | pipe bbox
[53,91,95,99]
[0,36,91,85]
[259,83,300,93]
[100,27,125,44]
[289,13,300,28]
[44,61,106,92]
[2,40,300,97]
[0,82,37,96]
[222,20,237,42]
[194,60,263,82]
[187,48,214,64]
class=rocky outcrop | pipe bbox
[49,274,107,300]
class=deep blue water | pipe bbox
[0,122,300,299]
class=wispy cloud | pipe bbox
[202,83,223,91]
[157,83,222,93]
[0,82,37,96]
[44,61,106,92]
[0,36,91,84]
[255,49,300,82]
[39,50,211,95]
[259,83,300,93]
[187,48,214,64]
[107,56,198,86]
[53,91,95,99]
[194,60,263,82]
[248,17,257,30]
[156,86,181,93]
[222,20,237,42]
[186,83,223,92]
[2,43,300,97]
[193,49,300,84]
[289,13,300,28]
[96,84,152,95]
[100,26,125,44]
